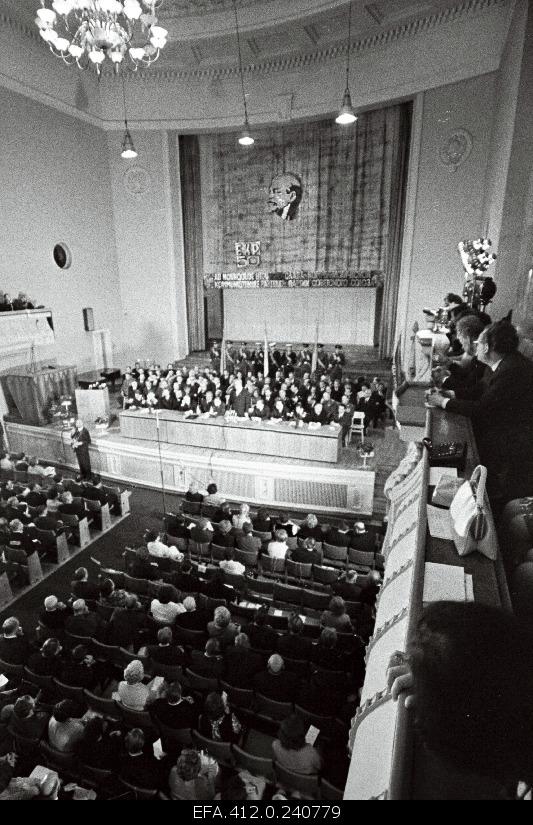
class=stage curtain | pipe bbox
[179,135,205,352]
[379,102,412,358]
[201,104,411,278]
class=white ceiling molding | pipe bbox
[0,0,512,131]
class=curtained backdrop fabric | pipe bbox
[181,102,411,355]
[179,135,206,352]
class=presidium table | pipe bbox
[119,409,342,463]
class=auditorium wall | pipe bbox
[106,130,189,366]
[0,86,124,372]
[398,73,497,352]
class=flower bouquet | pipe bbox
[357,441,375,469]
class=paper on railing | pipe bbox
[423,562,466,603]
[305,725,320,745]
[426,504,452,540]
[429,466,457,486]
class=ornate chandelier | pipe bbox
[35,1,168,74]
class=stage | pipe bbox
[5,420,375,516]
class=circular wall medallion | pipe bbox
[124,166,151,198]
[53,242,72,270]
[439,129,473,171]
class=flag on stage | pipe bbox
[220,333,226,374]
[263,323,269,377]
[311,320,319,375]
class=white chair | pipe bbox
[350,411,365,445]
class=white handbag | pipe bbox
[449,465,497,560]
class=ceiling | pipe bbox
[0,0,503,71]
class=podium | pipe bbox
[0,365,77,426]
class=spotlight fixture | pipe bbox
[120,75,137,158]
[233,0,254,147]
[335,1,357,126]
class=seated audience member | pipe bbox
[207,606,239,649]
[0,453,14,472]
[203,483,225,507]
[277,613,313,661]
[8,695,49,739]
[202,569,234,601]
[312,628,345,671]
[147,627,185,669]
[236,521,261,556]
[164,513,190,542]
[45,486,62,514]
[0,617,29,664]
[250,397,270,421]
[169,748,217,801]
[109,594,149,647]
[308,402,330,426]
[98,578,126,608]
[127,545,159,581]
[175,596,208,631]
[151,681,198,731]
[76,716,122,770]
[218,771,267,801]
[146,529,184,562]
[58,490,88,520]
[65,599,103,638]
[6,521,35,558]
[48,700,85,753]
[27,637,64,678]
[5,498,30,525]
[359,570,382,609]
[290,536,323,566]
[298,514,323,543]
[213,501,233,524]
[223,633,263,687]
[212,519,235,548]
[321,596,353,633]
[427,321,533,511]
[199,692,242,744]
[219,549,246,576]
[274,513,299,538]
[39,595,68,635]
[59,644,99,690]
[331,570,362,602]
[232,503,252,532]
[151,584,186,626]
[185,482,204,503]
[246,606,278,652]
[272,715,322,775]
[252,508,272,534]
[190,517,214,545]
[389,601,533,794]
[22,482,47,509]
[254,654,299,702]
[326,520,352,547]
[190,639,225,678]
[267,529,289,560]
[70,567,100,602]
[120,728,165,790]
[116,660,151,711]
[349,521,375,553]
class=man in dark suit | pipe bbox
[223,632,263,686]
[253,654,300,702]
[349,522,375,553]
[245,606,278,652]
[22,483,47,509]
[0,617,30,664]
[326,521,352,547]
[70,419,92,480]
[70,567,101,601]
[119,729,166,790]
[150,681,198,730]
[65,599,103,638]
[276,614,313,661]
[175,596,208,631]
[58,490,89,520]
[428,321,533,511]
[236,522,261,557]
[147,627,186,669]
